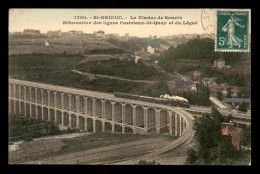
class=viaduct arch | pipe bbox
[8,78,192,136]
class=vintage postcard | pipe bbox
[8,8,251,165]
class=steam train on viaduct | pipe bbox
[114,92,190,108]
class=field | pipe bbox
[9,35,119,55]
[9,132,176,164]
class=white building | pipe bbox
[44,40,50,47]
[47,30,62,37]
[214,59,226,69]
[147,45,160,54]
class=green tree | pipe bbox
[193,115,223,161]
[217,91,224,101]
[186,149,198,164]
[238,102,249,112]
[240,127,251,147]
[226,87,232,98]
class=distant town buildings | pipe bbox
[68,30,84,35]
[221,122,243,150]
[147,44,170,54]
[23,29,41,36]
[107,33,119,39]
[209,83,241,98]
[47,30,62,37]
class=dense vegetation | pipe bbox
[186,108,251,165]
[76,58,163,80]
[157,38,250,69]
[141,81,172,98]
[85,48,125,54]
[8,113,78,142]
[238,102,250,112]
[177,84,211,107]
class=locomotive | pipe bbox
[114,92,190,108]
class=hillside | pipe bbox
[107,37,170,53]
[76,58,165,80]
[8,35,119,55]
[157,38,251,72]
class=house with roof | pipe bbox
[94,30,105,38]
[221,122,243,150]
[202,78,216,87]
[117,53,136,61]
[168,78,197,94]
[230,86,240,97]
[147,45,161,54]
[209,83,228,95]
[213,58,230,69]
[87,74,96,80]
[193,70,201,79]
[214,59,225,69]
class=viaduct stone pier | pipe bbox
[8,78,191,136]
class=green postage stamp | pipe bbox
[216,11,249,52]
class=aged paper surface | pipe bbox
[9,9,251,165]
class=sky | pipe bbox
[8,9,251,37]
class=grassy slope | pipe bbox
[26,132,156,161]
[9,54,145,93]
[76,58,163,80]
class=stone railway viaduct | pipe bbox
[8,78,191,136]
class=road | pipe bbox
[21,137,172,164]
[113,108,195,165]
[71,69,157,84]
[209,96,228,109]
[186,106,251,119]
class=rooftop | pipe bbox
[221,124,242,142]
[97,30,105,33]
[215,58,225,62]
[223,98,251,103]
[173,78,194,86]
